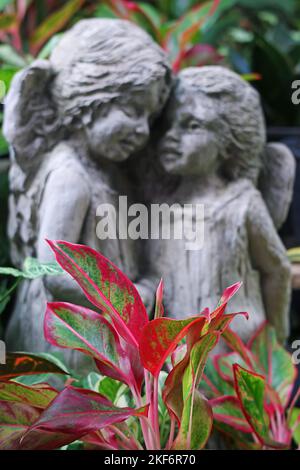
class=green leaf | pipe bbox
[0,0,14,11]
[23,257,64,278]
[0,45,27,68]
[0,13,16,30]
[289,407,300,446]
[0,80,5,101]
[37,34,64,60]
[94,4,118,19]
[0,67,19,93]
[0,257,64,279]
[0,133,8,156]
[287,247,300,263]
[0,278,13,315]
[237,0,295,15]
[98,376,123,403]
[0,267,23,277]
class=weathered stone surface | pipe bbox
[142,66,295,344]
[3,19,171,369]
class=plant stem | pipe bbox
[131,386,153,450]
[0,278,21,304]
[153,375,161,449]
[144,371,157,449]
[166,417,176,450]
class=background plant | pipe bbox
[201,323,300,449]
[0,240,249,450]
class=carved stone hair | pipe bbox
[176,66,266,183]
[3,19,171,171]
[50,19,172,127]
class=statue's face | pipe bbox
[159,90,219,176]
[85,81,163,162]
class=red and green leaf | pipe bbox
[139,316,207,377]
[222,326,255,368]
[0,352,68,380]
[45,302,136,389]
[106,0,163,43]
[210,395,252,433]
[0,400,41,450]
[47,240,148,347]
[164,0,220,69]
[171,333,218,448]
[233,364,287,449]
[248,323,297,407]
[0,381,57,409]
[22,386,148,448]
[164,332,217,434]
[201,356,235,398]
[215,352,249,383]
[172,390,213,450]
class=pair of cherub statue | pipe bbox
[3,19,295,369]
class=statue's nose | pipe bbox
[135,119,149,139]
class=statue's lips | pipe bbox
[161,147,181,162]
[120,139,135,154]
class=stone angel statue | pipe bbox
[3,19,172,365]
[144,66,295,344]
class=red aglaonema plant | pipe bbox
[0,240,248,450]
[202,324,300,449]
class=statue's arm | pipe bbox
[247,193,291,343]
[37,164,92,305]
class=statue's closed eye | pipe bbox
[188,120,201,131]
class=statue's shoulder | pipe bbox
[215,179,263,223]
[46,142,87,178]
[227,178,261,201]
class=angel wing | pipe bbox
[3,59,58,172]
[258,142,296,230]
